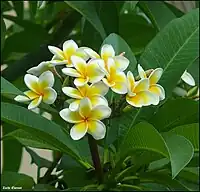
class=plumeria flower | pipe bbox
[62,81,109,111]
[14,71,57,110]
[126,71,159,107]
[48,40,89,67]
[181,70,195,86]
[62,56,105,87]
[84,44,129,72]
[99,58,127,94]
[59,98,111,140]
[138,64,165,101]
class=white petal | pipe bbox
[89,81,109,96]
[138,64,147,78]
[84,48,100,59]
[62,68,81,77]
[70,122,88,140]
[79,97,92,118]
[59,108,83,123]
[87,59,105,83]
[24,74,39,93]
[149,84,165,101]
[88,120,106,140]
[114,56,129,71]
[48,46,64,60]
[111,82,127,94]
[14,95,31,102]
[90,95,108,107]
[71,55,86,75]
[134,78,149,93]
[50,60,68,66]
[181,70,195,86]
[75,47,90,61]
[69,100,80,111]
[62,87,82,99]
[28,96,42,110]
[74,77,89,87]
[101,44,115,60]
[63,40,78,59]
[149,68,163,85]
[38,71,54,88]
[90,105,111,120]
[42,87,57,104]
[127,71,135,93]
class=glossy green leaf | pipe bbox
[1,102,81,161]
[1,171,35,190]
[139,9,199,97]
[1,76,24,97]
[162,134,194,178]
[168,123,199,152]
[2,123,22,172]
[65,1,106,39]
[25,147,52,168]
[12,1,24,19]
[178,167,199,184]
[3,129,58,151]
[1,16,6,51]
[150,98,199,132]
[164,2,184,17]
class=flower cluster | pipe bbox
[14,40,165,140]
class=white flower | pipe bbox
[181,70,195,86]
[62,81,109,111]
[62,56,105,87]
[48,40,89,67]
[14,71,57,110]
[59,98,111,140]
[84,44,129,72]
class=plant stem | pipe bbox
[39,151,63,183]
[88,135,103,183]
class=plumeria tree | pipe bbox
[1,1,199,191]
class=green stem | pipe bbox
[88,135,103,183]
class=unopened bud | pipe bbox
[119,52,125,56]
[123,105,133,112]
[187,86,198,97]
[173,87,187,97]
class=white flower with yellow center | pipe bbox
[62,56,105,87]
[126,71,159,107]
[14,71,57,110]
[99,58,127,94]
[62,81,109,111]
[138,64,165,101]
[84,44,129,72]
[48,40,89,67]
[59,98,111,140]
[181,70,195,86]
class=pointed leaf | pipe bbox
[139,9,199,97]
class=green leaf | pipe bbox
[1,16,6,51]
[1,76,24,98]
[65,1,106,39]
[29,1,38,20]
[25,147,52,168]
[120,1,138,14]
[33,184,57,191]
[3,129,58,151]
[12,1,24,19]
[102,33,137,72]
[188,58,199,86]
[178,167,199,184]
[138,1,176,31]
[1,1,13,12]
[2,123,22,172]
[1,102,81,162]
[164,2,184,17]
[119,14,156,55]
[118,122,169,161]
[162,134,194,179]
[168,123,199,152]
[1,171,35,190]
[149,98,199,132]
[139,9,199,97]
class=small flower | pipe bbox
[99,58,127,94]
[59,98,111,140]
[62,81,109,111]
[14,71,57,110]
[181,70,195,86]
[48,40,89,67]
[84,44,129,72]
[126,71,159,107]
[138,64,165,101]
[62,56,105,86]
